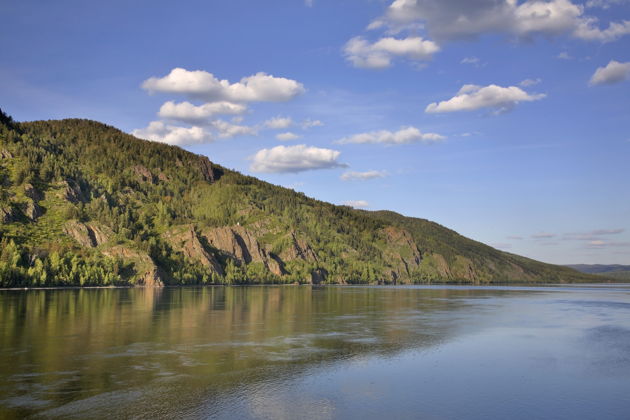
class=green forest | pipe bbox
[0,109,599,287]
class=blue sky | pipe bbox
[1,0,629,264]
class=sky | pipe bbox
[1,0,629,265]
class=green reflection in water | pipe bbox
[1,286,490,418]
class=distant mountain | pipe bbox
[0,109,601,287]
[567,265,630,281]
[566,264,630,274]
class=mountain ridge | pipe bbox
[0,110,602,286]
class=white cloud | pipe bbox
[461,56,480,65]
[305,0,314,6]
[344,36,439,69]
[158,101,246,124]
[340,170,388,181]
[343,200,370,208]
[142,68,305,102]
[589,60,630,85]
[132,121,212,146]
[264,116,293,129]
[370,0,630,43]
[425,84,546,114]
[301,119,324,129]
[557,51,573,59]
[250,145,346,173]
[211,120,257,139]
[276,132,301,141]
[520,78,542,87]
[336,126,445,144]
[585,0,629,9]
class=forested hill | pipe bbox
[0,109,599,287]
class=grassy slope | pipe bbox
[0,115,600,286]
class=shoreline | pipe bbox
[1,281,625,291]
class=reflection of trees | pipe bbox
[0,287,495,418]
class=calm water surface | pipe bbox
[1,285,630,419]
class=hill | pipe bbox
[567,265,630,281]
[0,109,599,287]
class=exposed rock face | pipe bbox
[202,225,283,276]
[102,246,165,287]
[23,184,42,201]
[64,220,112,248]
[0,149,12,159]
[0,206,16,224]
[198,156,221,182]
[279,232,318,262]
[381,226,422,283]
[163,224,224,276]
[57,180,85,203]
[23,200,43,221]
[133,165,155,184]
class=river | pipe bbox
[1,285,629,419]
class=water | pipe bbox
[1,285,629,419]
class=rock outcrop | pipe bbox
[23,200,43,221]
[64,220,112,248]
[198,156,221,182]
[0,206,16,224]
[0,149,12,159]
[23,183,42,201]
[133,165,155,184]
[279,232,318,262]
[201,225,283,276]
[163,224,224,276]
[57,180,85,203]
[102,246,165,287]
[381,226,423,283]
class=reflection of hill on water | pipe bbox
[0,286,512,418]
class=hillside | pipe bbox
[0,109,599,287]
[568,265,630,281]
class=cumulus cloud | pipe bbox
[336,126,445,144]
[425,84,546,114]
[132,121,212,146]
[573,18,630,41]
[158,101,246,124]
[343,200,370,208]
[585,0,628,8]
[276,132,301,141]
[250,145,346,173]
[589,60,630,85]
[264,116,293,129]
[344,36,439,69]
[370,0,630,43]
[142,68,305,102]
[211,120,257,139]
[340,170,388,181]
